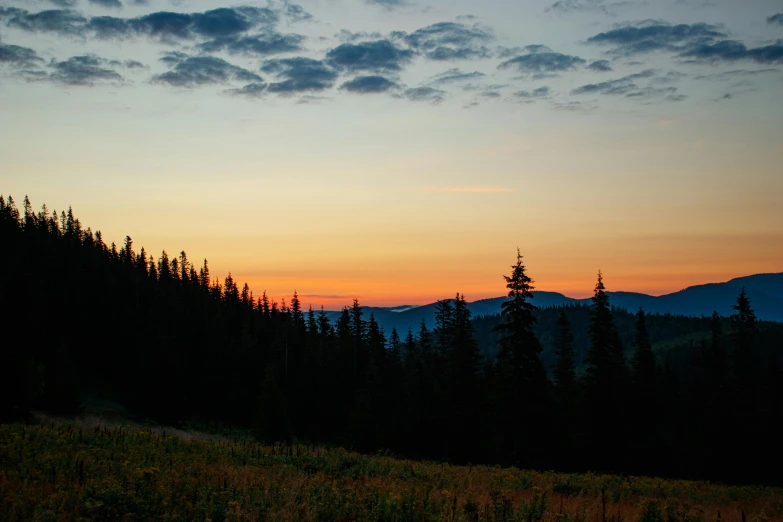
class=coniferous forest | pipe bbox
[2,195,782,487]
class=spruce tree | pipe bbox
[631,308,656,402]
[727,288,759,479]
[492,250,549,465]
[448,293,484,462]
[585,271,627,393]
[730,288,757,412]
[553,310,576,401]
[584,271,628,471]
[433,298,454,356]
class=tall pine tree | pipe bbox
[492,249,550,466]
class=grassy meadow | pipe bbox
[1,422,781,522]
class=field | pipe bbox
[1,422,781,522]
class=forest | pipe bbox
[1,194,782,486]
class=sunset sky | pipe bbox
[1,0,782,308]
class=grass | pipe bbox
[1,422,782,521]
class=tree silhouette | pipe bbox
[552,310,576,403]
[584,271,628,471]
[2,193,783,484]
[492,249,550,465]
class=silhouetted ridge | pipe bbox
[2,194,782,485]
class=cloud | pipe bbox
[366,0,410,9]
[462,82,507,92]
[326,40,414,72]
[152,54,262,87]
[571,68,655,94]
[427,68,485,85]
[498,45,585,76]
[40,54,123,85]
[0,42,44,66]
[571,68,685,101]
[694,68,779,81]
[340,75,398,93]
[262,57,338,93]
[514,86,551,98]
[768,13,783,26]
[107,58,147,69]
[548,0,636,15]
[403,86,445,103]
[678,39,783,64]
[89,0,123,9]
[192,7,276,38]
[403,22,493,60]
[0,7,87,37]
[1,5,292,42]
[129,9,246,40]
[282,2,312,23]
[335,30,385,43]
[588,59,613,71]
[586,21,727,57]
[199,33,304,56]
[425,186,516,193]
[49,0,78,6]
[225,82,267,97]
[87,16,133,39]
[551,100,596,112]
[46,6,281,41]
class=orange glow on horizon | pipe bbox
[237,266,782,311]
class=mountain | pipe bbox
[326,273,783,335]
[605,273,783,321]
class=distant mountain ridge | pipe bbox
[325,273,783,335]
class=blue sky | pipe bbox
[1,0,782,306]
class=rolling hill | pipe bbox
[326,273,783,335]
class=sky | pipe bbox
[1,0,782,308]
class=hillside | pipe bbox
[2,422,782,522]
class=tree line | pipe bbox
[1,195,781,485]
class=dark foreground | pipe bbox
[1,422,781,522]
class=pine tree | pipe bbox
[350,299,366,379]
[584,271,628,471]
[306,305,317,335]
[433,299,453,357]
[148,254,158,280]
[170,258,180,281]
[260,291,270,317]
[224,273,239,303]
[317,306,332,339]
[22,195,35,230]
[730,288,757,411]
[389,328,402,362]
[136,247,148,276]
[179,251,189,282]
[241,283,252,308]
[448,293,484,462]
[629,308,658,470]
[553,310,576,401]
[123,236,134,265]
[585,271,627,392]
[158,251,171,280]
[199,259,210,289]
[291,291,303,327]
[492,250,549,465]
[631,308,656,402]
[418,318,433,356]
